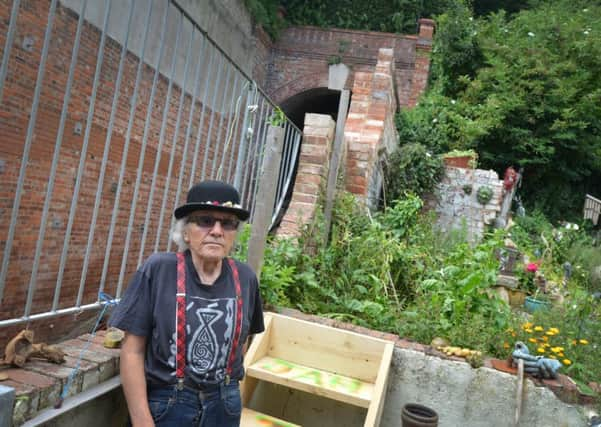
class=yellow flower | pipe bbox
[551,347,561,353]
[503,342,510,349]
[579,339,589,345]
[528,338,538,344]
[511,331,516,337]
[542,336,549,342]
[572,339,578,345]
[534,326,544,332]
[523,322,533,329]
[546,331,556,336]
[544,343,550,347]
[549,355,557,359]
[548,327,560,334]
[562,359,572,365]
[537,347,545,354]
[525,328,533,334]
[558,353,564,358]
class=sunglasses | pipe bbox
[187,215,240,231]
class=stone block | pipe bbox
[0,384,15,427]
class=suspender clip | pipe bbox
[225,374,230,385]
[177,378,184,390]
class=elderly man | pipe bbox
[109,180,264,427]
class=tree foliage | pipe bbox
[399,0,601,220]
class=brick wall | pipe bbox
[344,48,398,206]
[277,114,335,238]
[0,0,242,349]
[265,23,433,109]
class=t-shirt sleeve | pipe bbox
[108,269,153,337]
[249,276,265,335]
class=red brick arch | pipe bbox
[269,72,331,105]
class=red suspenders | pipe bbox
[175,253,243,388]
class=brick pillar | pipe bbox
[408,18,435,107]
[344,48,397,203]
[277,114,335,238]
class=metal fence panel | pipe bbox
[0,0,301,327]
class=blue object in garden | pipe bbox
[512,341,561,379]
[524,296,551,313]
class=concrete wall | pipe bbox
[382,347,587,427]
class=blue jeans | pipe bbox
[145,382,242,427]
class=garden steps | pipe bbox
[241,312,394,427]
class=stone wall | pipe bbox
[428,166,505,242]
[277,114,335,238]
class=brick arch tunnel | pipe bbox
[271,87,345,230]
[280,87,342,130]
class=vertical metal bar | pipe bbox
[226,79,247,183]
[187,37,211,188]
[0,0,21,104]
[248,103,270,219]
[246,98,268,203]
[239,95,262,204]
[274,122,289,209]
[165,41,212,253]
[141,9,184,260]
[210,63,233,178]
[52,0,112,313]
[172,32,205,198]
[119,0,169,282]
[24,0,88,312]
[155,27,195,253]
[233,83,254,192]
[0,0,56,308]
[109,1,155,298]
[82,0,136,301]
[190,43,216,185]
[199,52,224,180]
[243,98,265,205]
[216,71,241,181]
[102,0,154,298]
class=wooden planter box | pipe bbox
[241,313,395,427]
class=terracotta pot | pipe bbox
[443,156,473,168]
[401,403,438,427]
[508,289,526,307]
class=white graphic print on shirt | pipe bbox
[169,296,235,382]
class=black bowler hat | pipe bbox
[174,180,250,221]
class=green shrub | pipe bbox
[384,143,444,201]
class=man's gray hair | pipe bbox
[170,218,188,251]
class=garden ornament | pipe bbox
[511,341,561,379]
[563,262,572,283]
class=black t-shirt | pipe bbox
[109,250,264,386]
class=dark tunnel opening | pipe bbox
[271,88,344,230]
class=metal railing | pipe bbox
[584,194,601,226]
[0,0,301,327]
